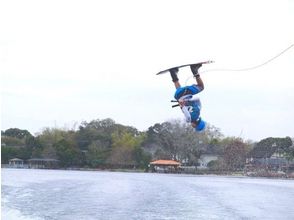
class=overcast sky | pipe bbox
[1,0,293,141]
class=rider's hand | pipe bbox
[179,100,186,107]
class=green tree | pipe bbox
[144,121,183,160]
[1,136,24,147]
[107,131,145,168]
[207,158,226,171]
[85,140,111,167]
[3,128,32,139]
[54,139,81,167]
[36,127,83,167]
[77,118,139,148]
[286,145,294,160]
[1,147,18,164]
[251,137,293,158]
[132,145,152,168]
[1,128,35,162]
[143,120,219,165]
[77,118,142,167]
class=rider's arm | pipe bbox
[195,74,204,91]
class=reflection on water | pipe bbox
[2,168,294,220]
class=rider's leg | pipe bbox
[190,64,204,90]
[169,68,181,89]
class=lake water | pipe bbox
[2,168,294,220]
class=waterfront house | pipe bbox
[9,158,24,168]
[246,145,290,171]
[149,159,181,173]
[197,153,219,170]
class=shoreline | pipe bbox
[2,166,294,179]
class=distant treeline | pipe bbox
[1,118,294,170]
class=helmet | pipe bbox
[195,118,206,132]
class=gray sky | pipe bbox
[1,0,294,141]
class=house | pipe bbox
[197,144,221,170]
[9,158,24,168]
[149,159,181,173]
[197,154,219,170]
[246,145,290,171]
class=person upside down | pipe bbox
[169,64,206,131]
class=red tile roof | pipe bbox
[150,160,181,166]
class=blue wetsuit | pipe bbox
[174,84,203,123]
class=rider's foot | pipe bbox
[169,67,179,82]
[190,64,202,76]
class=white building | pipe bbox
[197,154,219,169]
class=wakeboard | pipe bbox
[156,60,214,75]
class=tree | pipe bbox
[223,138,247,171]
[207,158,226,171]
[1,128,36,162]
[3,128,32,139]
[286,145,294,161]
[1,147,18,164]
[132,145,152,168]
[144,121,181,160]
[85,140,111,167]
[143,120,213,165]
[76,118,139,150]
[76,119,114,150]
[54,139,81,167]
[36,127,83,167]
[1,136,24,147]
[251,137,293,159]
[107,131,145,168]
